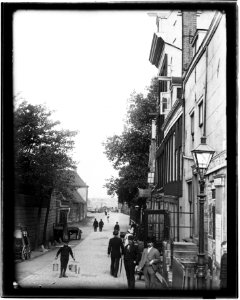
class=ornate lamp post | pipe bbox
[191,136,215,289]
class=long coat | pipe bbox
[123,243,139,262]
[114,224,120,232]
[93,220,98,228]
[138,247,161,272]
[220,253,227,288]
[108,236,124,258]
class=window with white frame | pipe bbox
[190,111,194,141]
[198,100,203,127]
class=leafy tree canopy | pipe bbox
[14,100,78,198]
[103,77,158,205]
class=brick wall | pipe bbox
[15,194,57,249]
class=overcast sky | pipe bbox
[13,10,157,199]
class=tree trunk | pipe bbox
[42,188,53,246]
[42,197,51,246]
[34,194,43,250]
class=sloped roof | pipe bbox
[71,189,86,204]
[65,170,88,188]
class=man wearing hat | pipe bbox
[108,230,124,277]
[123,235,139,289]
[136,237,161,288]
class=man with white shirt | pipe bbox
[136,237,161,289]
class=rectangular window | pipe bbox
[175,149,178,180]
[169,137,172,182]
[177,88,182,99]
[179,146,182,180]
[198,101,203,127]
[173,133,175,181]
[188,181,193,237]
[212,189,216,199]
[190,112,194,141]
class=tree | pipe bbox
[103,77,158,206]
[14,100,78,248]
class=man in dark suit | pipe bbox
[136,237,161,289]
[114,222,120,233]
[220,241,227,288]
[123,235,139,289]
[108,230,124,277]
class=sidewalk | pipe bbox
[17,212,146,289]
[17,215,95,262]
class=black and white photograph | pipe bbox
[1,2,237,298]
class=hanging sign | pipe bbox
[138,188,151,198]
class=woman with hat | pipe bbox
[124,228,134,247]
[136,237,161,289]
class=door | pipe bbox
[143,209,170,251]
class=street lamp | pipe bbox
[191,136,215,289]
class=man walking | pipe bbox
[99,219,104,232]
[93,218,98,232]
[123,235,139,289]
[55,241,75,278]
[136,237,161,289]
[108,230,124,277]
[220,241,227,288]
[114,222,120,233]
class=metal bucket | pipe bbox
[53,263,59,271]
[69,264,77,272]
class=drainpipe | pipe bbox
[203,47,208,137]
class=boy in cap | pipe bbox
[123,235,139,289]
[108,230,124,277]
[55,240,75,278]
[136,237,161,288]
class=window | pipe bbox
[173,133,175,181]
[190,112,194,141]
[208,204,216,239]
[160,92,171,114]
[169,137,172,181]
[198,101,203,127]
[175,149,178,180]
[212,189,216,199]
[177,88,182,99]
[179,146,182,180]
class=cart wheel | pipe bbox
[21,246,27,260]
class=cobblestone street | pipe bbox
[16,212,145,290]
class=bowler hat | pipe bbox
[113,230,119,235]
[146,237,154,243]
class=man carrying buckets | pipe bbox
[55,240,75,278]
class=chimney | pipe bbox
[182,11,197,75]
